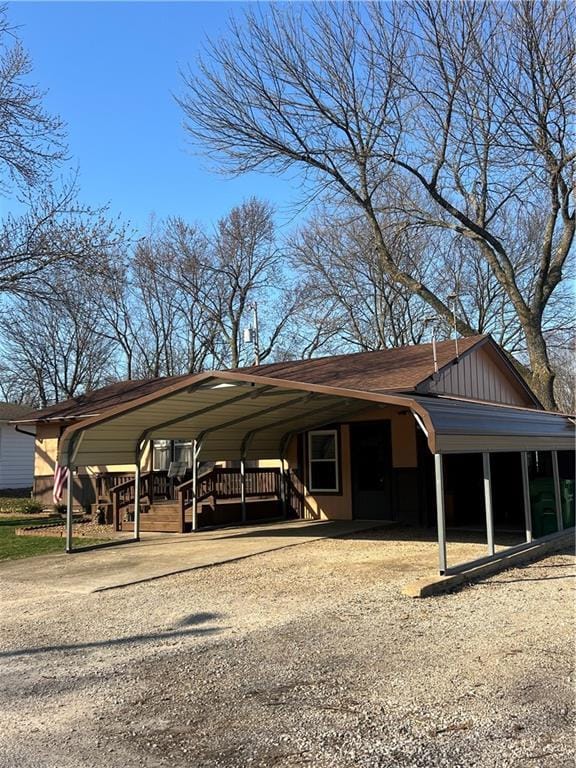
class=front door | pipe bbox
[350,421,393,519]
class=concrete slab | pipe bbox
[0,519,385,594]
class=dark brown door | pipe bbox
[350,421,392,519]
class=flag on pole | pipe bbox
[53,464,69,504]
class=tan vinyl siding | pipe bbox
[284,405,417,521]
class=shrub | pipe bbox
[21,500,44,515]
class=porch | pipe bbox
[107,466,304,533]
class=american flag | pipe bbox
[53,464,69,504]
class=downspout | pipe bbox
[14,424,37,438]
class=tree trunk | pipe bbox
[523,323,556,410]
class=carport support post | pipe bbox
[65,468,73,553]
[552,451,564,532]
[133,463,141,541]
[191,439,202,532]
[240,454,247,523]
[482,453,495,557]
[434,453,447,575]
[279,459,287,518]
[521,452,532,542]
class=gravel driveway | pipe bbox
[0,529,574,768]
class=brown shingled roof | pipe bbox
[16,375,189,422]
[239,335,487,391]
[15,335,497,424]
[0,402,36,421]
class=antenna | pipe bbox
[243,302,260,366]
[446,294,460,360]
[423,317,438,374]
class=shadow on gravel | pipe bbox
[176,611,224,627]
[483,573,576,585]
[0,619,225,660]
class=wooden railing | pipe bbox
[110,471,170,530]
[110,466,302,532]
[178,467,282,512]
[95,472,135,503]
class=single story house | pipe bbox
[0,403,36,490]
[13,335,575,573]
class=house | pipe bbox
[12,335,575,573]
[0,403,36,490]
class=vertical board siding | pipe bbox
[430,348,528,406]
[0,424,35,488]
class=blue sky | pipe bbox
[6,1,304,233]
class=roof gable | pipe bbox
[240,336,486,392]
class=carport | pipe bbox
[57,369,575,575]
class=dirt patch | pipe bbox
[14,522,116,539]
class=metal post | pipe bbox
[552,450,564,532]
[483,452,495,556]
[65,468,73,553]
[133,463,141,541]
[191,439,199,532]
[434,453,447,575]
[521,452,532,543]
[240,454,247,523]
[279,458,288,518]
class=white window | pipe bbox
[152,440,171,472]
[308,430,339,493]
[173,440,193,468]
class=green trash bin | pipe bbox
[529,478,558,538]
[561,479,575,529]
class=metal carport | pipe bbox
[57,370,575,574]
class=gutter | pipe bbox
[14,424,36,438]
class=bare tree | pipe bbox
[207,198,292,367]
[0,180,128,297]
[180,1,574,408]
[0,5,65,194]
[0,269,115,406]
[290,208,432,354]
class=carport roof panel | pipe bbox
[414,396,575,453]
[60,374,411,466]
[58,370,575,466]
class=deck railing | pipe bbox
[178,467,282,511]
[110,466,303,532]
[110,470,170,530]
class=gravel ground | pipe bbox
[0,530,574,768]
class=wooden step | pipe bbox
[122,520,183,532]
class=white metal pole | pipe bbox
[434,453,447,574]
[252,302,260,366]
[432,335,438,373]
[552,451,564,532]
[133,463,141,541]
[483,452,495,556]
[521,452,532,543]
[65,468,73,553]
[240,454,247,523]
[191,439,198,532]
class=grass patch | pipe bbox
[0,516,105,561]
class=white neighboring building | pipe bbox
[0,404,35,490]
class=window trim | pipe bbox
[307,429,340,494]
